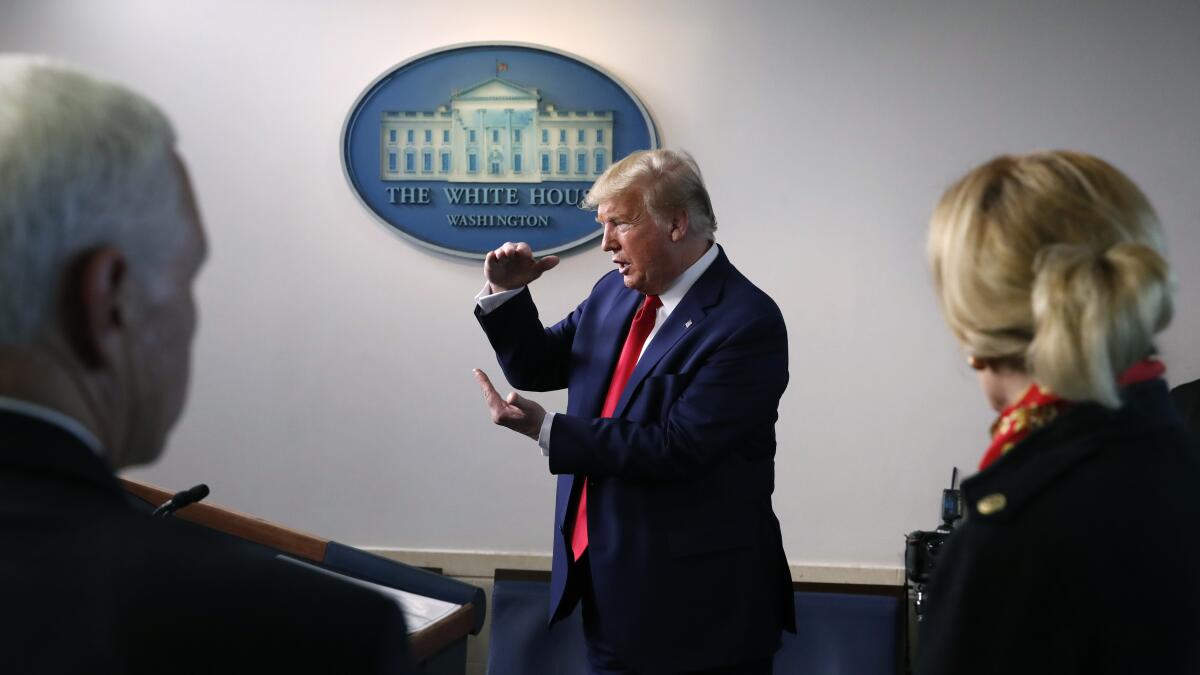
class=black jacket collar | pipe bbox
[0,409,125,500]
[961,379,1184,522]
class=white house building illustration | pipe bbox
[380,78,614,183]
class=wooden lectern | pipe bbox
[122,478,485,675]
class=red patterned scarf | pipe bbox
[979,359,1166,471]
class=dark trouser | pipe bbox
[575,552,774,675]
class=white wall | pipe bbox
[3,0,1197,569]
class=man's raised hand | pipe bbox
[473,369,546,441]
[484,242,560,292]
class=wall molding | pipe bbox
[365,548,904,586]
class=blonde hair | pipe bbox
[928,151,1173,407]
[582,149,717,239]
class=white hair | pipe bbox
[0,54,184,346]
[582,149,718,239]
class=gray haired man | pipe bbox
[0,55,412,673]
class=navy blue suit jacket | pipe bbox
[478,246,795,673]
[0,411,413,674]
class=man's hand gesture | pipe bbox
[473,369,546,441]
[484,242,560,293]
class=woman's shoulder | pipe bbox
[951,380,1200,585]
[928,384,1200,673]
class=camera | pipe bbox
[905,529,949,585]
[905,468,963,622]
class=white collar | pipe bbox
[0,397,104,456]
[657,242,719,315]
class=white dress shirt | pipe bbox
[0,396,104,456]
[475,243,719,456]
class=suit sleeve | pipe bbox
[476,286,582,392]
[547,312,788,482]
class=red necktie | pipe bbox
[570,294,662,562]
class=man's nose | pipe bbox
[601,224,617,251]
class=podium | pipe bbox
[122,478,485,674]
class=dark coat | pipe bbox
[917,380,1200,674]
[1171,378,1200,442]
[477,246,795,674]
[0,409,413,674]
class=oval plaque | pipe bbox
[342,43,659,259]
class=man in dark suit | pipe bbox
[474,149,794,674]
[1171,377,1200,440]
[0,56,411,673]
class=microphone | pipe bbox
[153,483,210,517]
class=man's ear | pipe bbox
[67,247,129,368]
[669,209,691,242]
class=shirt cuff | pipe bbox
[538,412,554,457]
[475,285,525,315]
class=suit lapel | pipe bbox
[582,288,641,417]
[612,248,730,418]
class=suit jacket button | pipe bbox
[976,493,1007,515]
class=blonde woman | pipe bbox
[918,151,1200,674]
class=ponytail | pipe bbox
[1029,242,1172,407]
